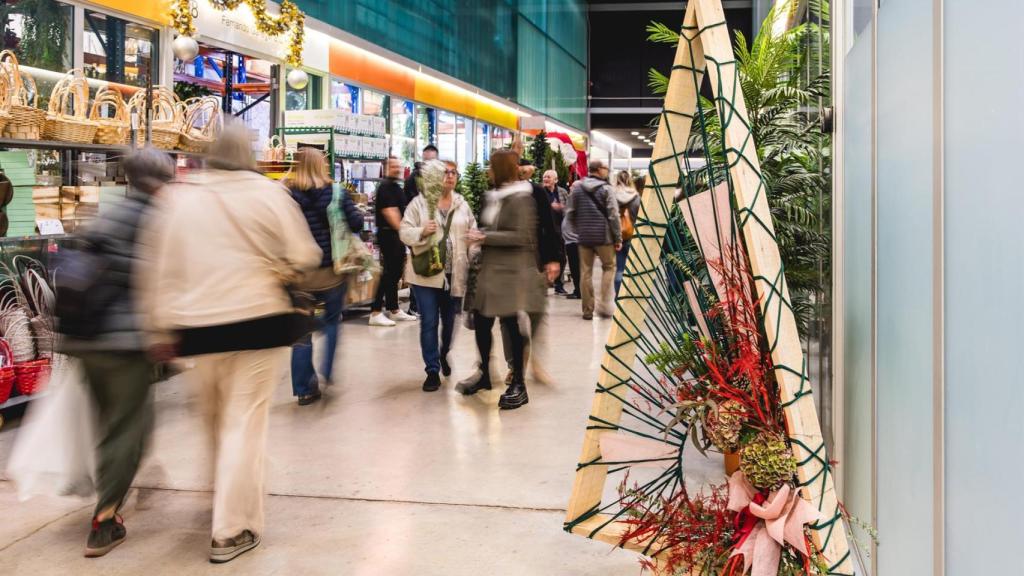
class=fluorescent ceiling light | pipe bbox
[630,131,639,136]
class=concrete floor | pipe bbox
[0,294,725,575]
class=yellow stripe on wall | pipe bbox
[88,0,172,24]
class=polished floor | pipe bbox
[0,294,720,575]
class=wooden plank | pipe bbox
[565,0,705,531]
[692,0,852,571]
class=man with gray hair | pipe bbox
[58,147,175,558]
[541,169,570,294]
[566,159,621,320]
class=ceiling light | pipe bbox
[636,135,645,140]
[630,131,639,136]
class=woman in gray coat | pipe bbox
[460,149,542,409]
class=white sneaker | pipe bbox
[369,313,396,327]
[389,310,418,322]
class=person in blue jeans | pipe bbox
[399,160,476,391]
[286,149,364,405]
[613,170,641,296]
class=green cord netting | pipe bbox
[563,17,850,575]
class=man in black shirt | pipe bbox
[371,156,417,326]
[403,145,438,204]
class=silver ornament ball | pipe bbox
[287,68,309,90]
[172,35,199,61]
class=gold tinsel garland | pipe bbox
[170,0,306,67]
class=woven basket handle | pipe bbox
[183,96,222,138]
[90,87,127,123]
[47,70,89,119]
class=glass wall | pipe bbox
[416,105,436,159]
[1,0,74,107]
[82,10,158,87]
[292,0,588,130]
[360,89,386,117]
[390,98,416,168]
[331,79,358,112]
[436,110,456,165]
[286,71,323,111]
[455,115,471,171]
[476,122,491,164]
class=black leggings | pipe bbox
[475,313,524,384]
[372,232,405,312]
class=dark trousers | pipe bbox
[555,246,568,292]
[475,313,524,383]
[291,284,346,396]
[78,351,156,516]
[412,284,462,374]
[565,242,581,297]
[372,232,405,312]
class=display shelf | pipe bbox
[0,137,207,157]
[279,125,387,140]
[0,391,44,411]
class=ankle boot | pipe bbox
[456,366,492,396]
[498,377,528,410]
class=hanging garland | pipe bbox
[170,0,306,67]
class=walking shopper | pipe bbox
[542,169,570,294]
[459,150,543,409]
[562,212,582,299]
[613,170,641,296]
[400,160,475,391]
[59,148,174,558]
[139,122,321,563]
[404,144,439,203]
[566,160,622,320]
[371,156,417,326]
[285,148,364,405]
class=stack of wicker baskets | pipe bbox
[90,86,129,145]
[0,51,46,140]
[179,96,222,153]
[42,70,97,144]
[127,87,182,150]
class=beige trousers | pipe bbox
[192,347,289,541]
[579,244,616,316]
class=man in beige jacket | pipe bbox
[138,124,321,563]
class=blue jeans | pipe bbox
[291,284,345,396]
[615,239,632,296]
[411,284,461,375]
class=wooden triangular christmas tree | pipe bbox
[564,1,852,574]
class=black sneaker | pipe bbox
[297,390,322,406]
[210,530,261,564]
[85,515,126,558]
[422,372,442,392]
[566,293,581,300]
[440,355,452,377]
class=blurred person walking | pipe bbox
[139,123,322,563]
[458,150,542,409]
[404,145,438,316]
[562,208,582,300]
[400,160,475,391]
[613,170,641,296]
[285,148,364,405]
[566,160,621,320]
[404,144,439,203]
[58,148,174,558]
[370,156,417,326]
[542,169,570,294]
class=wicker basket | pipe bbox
[178,96,222,153]
[90,86,129,145]
[14,358,50,395]
[0,339,13,404]
[42,70,98,143]
[0,50,46,140]
[127,87,182,150]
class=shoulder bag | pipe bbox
[412,202,455,277]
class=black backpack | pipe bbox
[53,238,119,339]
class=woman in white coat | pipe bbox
[400,159,477,392]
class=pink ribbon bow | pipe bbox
[726,471,824,576]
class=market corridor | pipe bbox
[0,296,642,575]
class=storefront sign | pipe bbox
[192,0,283,61]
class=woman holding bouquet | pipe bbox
[400,159,477,392]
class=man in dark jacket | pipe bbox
[59,148,175,558]
[403,144,438,203]
[566,160,622,320]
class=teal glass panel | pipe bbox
[294,0,588,130]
